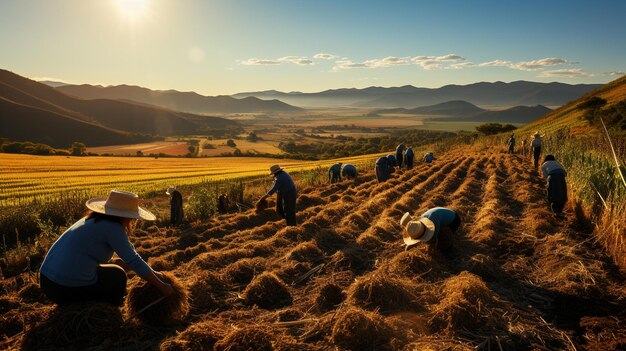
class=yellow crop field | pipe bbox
[0,153,382,206]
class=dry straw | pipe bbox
[126,272,190,325]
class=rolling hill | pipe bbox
[55,84,303,114]
[232,81,601,108]
[371,100,486,116]
[0,69,240,147]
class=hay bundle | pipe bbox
[188,271,225,312]
[315,282,346,312]
[243,272,292,309]
[286,241,325,263]
[463,253,501,281]
[328,244,371,273]
[161,320,224,351]
[214,325,275,351]
[331,307,391,351]
[222,257,266,285]
[18,282,48,303]
[388,249,444,281]
[126,272,189,325]
[243,272,291,309]
[348,271,420,312]
[21,303,121,350]
[429,271,503,333]
[255,197,269,212]
[275,308,303,322]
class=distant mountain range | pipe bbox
[232,81,602,108]
[370,100,552,124]
[54,84,302,114]
[0,69,240,148]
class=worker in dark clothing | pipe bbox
[217,194,228,214]
[329,162,342,183]
[423,152,435,163]
[507,134,516,154]
[341,163,358,179]
[375,156,389,183]
[259,165,298,226]
[531,132,543,169]
[395,144,405,169]
[166,187,184,225]
[404,147,414,170]
[541,155,568,217]
[400,207,461,253]
[386,154,397,174]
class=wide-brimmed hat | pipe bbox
[269,164,283,175]
[400,212,435,245]
[86,190,156,221]
[165,186,176,195]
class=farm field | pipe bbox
[87,141,192,156]
[2,146,625,350]
[0,153,380,206]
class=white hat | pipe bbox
[400,212,436,245]
[85,190,156,221]
[166,186,175,195]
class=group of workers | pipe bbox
[374,144,435,183]
[37,133,568,309]
[508,132,568,217]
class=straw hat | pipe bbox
[400,212,436,245]
[269,164,283,175]
[534,131,541,138]
[165,186,176,196]
[86,190,156,221]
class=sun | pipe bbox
[116,0,149,21]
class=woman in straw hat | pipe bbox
[400,207,461,252]
[258,165,298,226]
[39,190,174,306]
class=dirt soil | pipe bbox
[2,146,625,350]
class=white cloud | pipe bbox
[332,53,465,70]
[537,68,590,78]
[314,53,338,60]
[449,62,476,69]
[241,58,282,65]
[278,56,314,65]
[478,57,568,71]
[605,70,625,76]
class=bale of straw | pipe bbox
[255,198,269,212]
[348,271,420,312]
[315,282,346,312]
[214,326,275,351]
[222,257,266,285]
[388,249,444,281]
[331,307,392,351]
[126,272,189,325]
[243,272,292,309]
[188,271,225,312]
[286,241,325,263]
[429,271,503,333]
[21,303,121,350]
[328,245,371,273]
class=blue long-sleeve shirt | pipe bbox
[421,207,457,238]
[266,170,296,196]
[40,217,152,287]
[329,163,341,174]
[405,147,414,158]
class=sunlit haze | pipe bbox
[0,0,625,95]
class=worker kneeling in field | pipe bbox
[259,165,298,226]
[328,162,342,183]
[400,207,461,253]
[341,163,358,179]
[39,190,174,306]
[375,156,390,183]
[541,155,568,217]
[423,152,435,163]
[395,144,405,169]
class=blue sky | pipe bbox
[0,0,624,95]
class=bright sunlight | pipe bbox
[115,0,149,21]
